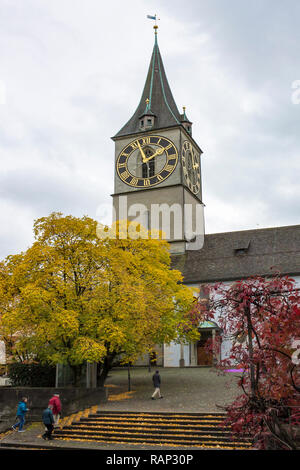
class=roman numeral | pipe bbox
[141,137,151,146]
[165,165,174,172]
[131,141,139,150]
[121,170,130,180]
[130,177,139,186]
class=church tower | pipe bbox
[112,25,204,254]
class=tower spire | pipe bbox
[113,17,181,138]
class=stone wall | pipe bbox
[0,386,107,433]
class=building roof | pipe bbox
[171,224,300,284]
[113,32,182,139]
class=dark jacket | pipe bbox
[17,401,28,417]
[42,407,54,425]
[152,372,161,388]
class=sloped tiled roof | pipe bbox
[172,224,300,284]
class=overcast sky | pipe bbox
[0,0,300,259]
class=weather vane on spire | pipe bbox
[147,14,160,33]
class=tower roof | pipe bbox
[113,31,182,139]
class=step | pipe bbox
[59,424,239,438]
[86,416,227,426]
[94,411,226,420]
[0,442,53,450]
[72,421,232,433]
[54,411,252,450]
[96,411,226,416]
[53,431,251,449]
[54,428,250,444]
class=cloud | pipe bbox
[0,0,299,259]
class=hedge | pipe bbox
[8,362,56,387]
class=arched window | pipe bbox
[142,148,155,178]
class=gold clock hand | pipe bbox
[137,141,147,163]
[144,147,165,163]
[191,150,195,168]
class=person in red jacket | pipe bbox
[48,394,61,427]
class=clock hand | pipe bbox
[191,151,195,168]
[137,141,147,163]
[144,147,165,163]
[136,159,149,169]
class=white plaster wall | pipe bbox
[220,336,232,361]
[0,341,5,364]
[293,276,300,288]
[164,342,190,367]
[183,343,190,365]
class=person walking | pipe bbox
[12,397,29,432]
[48,393,61,427]
[151,370,163,399]
[42,405,55,440]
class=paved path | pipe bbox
[103,367,241,413]
[0,367,242,450]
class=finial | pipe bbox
[147,14,160,35]
[183,106,186,112]
[146,98,150,105]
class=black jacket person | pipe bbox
[42,406,55,440]
[152,370,163,399]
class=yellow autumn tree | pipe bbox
[0,213,199,385]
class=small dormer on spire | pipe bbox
[139,98,156,130]
[180,106,193,136]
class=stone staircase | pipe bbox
[54,410,252,450]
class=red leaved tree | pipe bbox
[193,275,300,450]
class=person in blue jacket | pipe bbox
[42,405,55,440]
[12,397,29,432]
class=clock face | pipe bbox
[116,135,178,188]
[181,140,201,195]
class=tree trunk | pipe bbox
[245,303,257,398]
[97,354,115,387]
[128,363,131,391]
[265,412,297,450]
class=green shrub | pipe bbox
[8,362,56,387]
